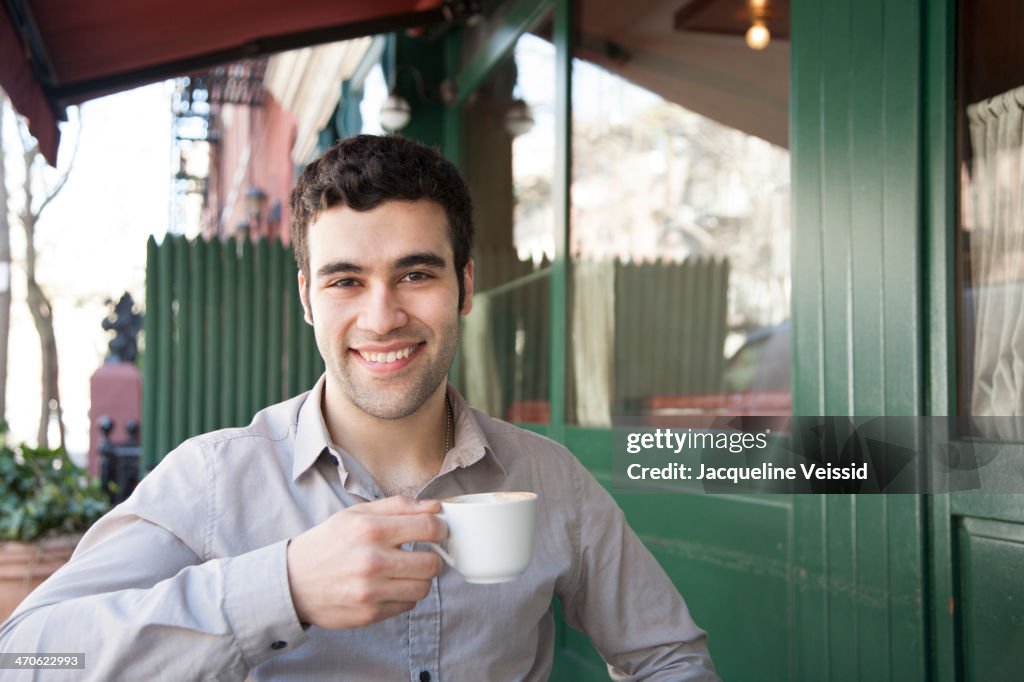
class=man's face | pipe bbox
[298,200,473,420]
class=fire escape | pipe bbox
[171,59,269,238]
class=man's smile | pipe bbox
[349,342,425,374]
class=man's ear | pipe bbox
[297,271,313,325]
[460,260,475,316]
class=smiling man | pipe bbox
[0,135,718,681]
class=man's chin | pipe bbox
[340,379,438,421]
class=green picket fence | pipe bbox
[141,235,324,471]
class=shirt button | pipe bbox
[419,672,431,682]
[270,641,287,650]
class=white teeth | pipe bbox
[359,346,415,363]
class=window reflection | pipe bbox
[460,22,556,424]
[569,0,791,425]
[957,0,1024,438]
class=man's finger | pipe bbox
[371,578,438,603]
[376,547,445,579]
[352,512,448,547]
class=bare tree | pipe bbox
[0,94,10,427]
[10,111,78,449]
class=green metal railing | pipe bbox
[141,235,324,471]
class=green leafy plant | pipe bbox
[0,423,111,542]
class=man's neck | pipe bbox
[322,382,450,492]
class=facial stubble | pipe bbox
[309,294,461,421]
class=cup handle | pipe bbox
[428,542,455,567]
[428,512,455,567]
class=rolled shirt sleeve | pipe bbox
[0,441,308,681]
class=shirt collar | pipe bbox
[292,375,333,481]
[442,384,507,477]
[291,376,506,482]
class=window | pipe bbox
[459,18,556,423]
[569,0,792,425]
[956,0,1024,438]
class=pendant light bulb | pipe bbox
[745,19,771,50]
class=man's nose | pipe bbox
[358,285,409,335]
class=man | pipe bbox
[0,135,717,680]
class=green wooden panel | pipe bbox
[221,240,238,425]
[824,495,857,682]
[142,236,159,471]
[879,0,923,423]
[236,239,253,425]
[155,235,174,464]
[849,0,886,417]
[790,0,825,418]
[267,241,284,403]
[704,260,729,392]
[204,238,223,431]
[628,493,794,682]
[790,0,928,680]
[921,3,957,681]
[956,518,1024,682]
[853,496,889,682]
[142,237,321,464]
[287,268,303,398]
[187,238,205,438]
[819,0,853,417]
[613,261,729,407]
[793,495,829,680]
[951,493,1024,525]
[172,236,189,448]
[886,494,927,682]
[252,240,269,413]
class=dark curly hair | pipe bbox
[290,135,475,309]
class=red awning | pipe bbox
[1,0,449,165]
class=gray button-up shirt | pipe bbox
[0,378,718,681]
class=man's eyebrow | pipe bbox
[394,253,447,270]
[316,261,364,278]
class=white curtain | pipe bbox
[572,260,614,426]
[966,85,1024,437]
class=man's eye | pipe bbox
[331,279,359,288]
[403,271,432,282]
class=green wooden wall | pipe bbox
[142,235,324,470]
[789,0,929,680]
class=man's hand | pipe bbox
[286,496,447,630]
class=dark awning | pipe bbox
[1,0,450,164]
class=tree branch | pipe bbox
[15,108,82,218]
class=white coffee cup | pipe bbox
[429,491,538,584]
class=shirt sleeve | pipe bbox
[557,457,721,682]
[0,441,308,681]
